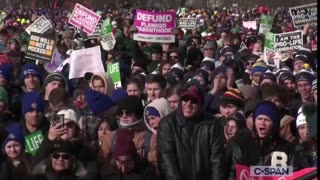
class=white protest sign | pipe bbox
[25,15,53,35]
[101,33,116,51]
[243,21,257,30]
[273,31,303,52]
[69,46,105,79]
[178,18,196,29]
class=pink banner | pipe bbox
[236,164,317,180]
[133,9,175,43]
[68,3,101,35]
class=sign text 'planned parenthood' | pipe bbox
[68,3,101,35]
[134,10,175,43]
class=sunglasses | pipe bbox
[170,56,178,59]
[118,110,134,116]
[246,61,255,65]
[181,96,199,104]
[205,48,213,51]
[52,153,71,160]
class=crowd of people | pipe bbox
[0,3,317,180]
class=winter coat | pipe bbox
[225,128,299,180]
[99,157,157,180]
[31,158,88,180]
[89,72,115,96]
[157,111,225,180]
[0,157,32,180]
[293,141,317,170]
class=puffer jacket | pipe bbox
[225,128,299,180]
[157,110,225,180]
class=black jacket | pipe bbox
[225,128,298,180]
[157,111,225,180]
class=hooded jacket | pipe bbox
[157,82,225,180]
[89,73,115,96]
[143,98,172,134]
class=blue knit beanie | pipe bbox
[111,88,128,104]
[145,106,161,117]
[2,123,25,153]
[20,63,41,86]
[85,88,114,115]
[295,70,315,85]
[0,64,13,82]
[252,61,268,74]
[22,91,44,116]
[254,101,280,129]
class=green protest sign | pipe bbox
[107,62,121,88]
[265,31,275,49]
[100,18,112,36]
[259,14,273,35]
[24,130,44,156]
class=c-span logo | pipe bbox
[250,166,293,177]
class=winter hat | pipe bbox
[61,31,73,39]
[212,64,228,78]
[200,57,215,71]
[219,46,234,57]
[221,88,245,109]
[296,107,307,128]
[0,87,8,106]
[85,88,114,115]
[0,64,13,82]
[117,96,144,119]
[44,73,67,90]
[145,106,161,117]
[278,71,295,84]
[52,140,74,154]
[180,81,204,106]
[194,68,209,85]
[245,54,260,63]
[186,38,196,47]
[150,43,163,54]
[2,123,25,153]
[170,63,184,80]
[57,109,78,124]
[253,101,280,128]
[22,92,44,116]
[302,103,317,139]
[111,88,128,104]
[226,112,246,129]
[259,71,276,85]
[20,63,41,86]
[252,61,268,74]
[295,70,315,84]
[113,128,137,162]
[311,79,317,93]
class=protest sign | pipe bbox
[274,31,303,52]
[87,22,103,39]
[243,21,257,30]
[133,9,175,43]
[263,31,275,64]
[44,49,67,73]
[100,18,112,35]
[258,14,273,35]
[25,15,53,35]
[101,33,116,51]
[289,3,317,27]
[107,62,121,88]
[240,42,248,50]
[68,3,101,35]
[178,18,196,29]
[25,130,44,156]
[25,32,55,63]
[69,46,105,79]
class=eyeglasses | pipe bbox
[118,110,133,116]
[246,61,255,65]
[170,56,178,59]
[52,153,71,160]
[181,96,198,104]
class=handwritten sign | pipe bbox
[68,3,101,35]
[25,32,55,63]
[25,130,44,156]
[259,14,273,35]
[68,46,105,79]
[25,15,53,35]
[178,18,196,29]
[101,33,116,51]
[107,62,121,88]
[289,3,317,27]
[133,9,175,43]
[87,22,103,39]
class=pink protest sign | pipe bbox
[68,3,101,35]
[133,9,175,43]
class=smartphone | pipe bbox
[52,114,64,126]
